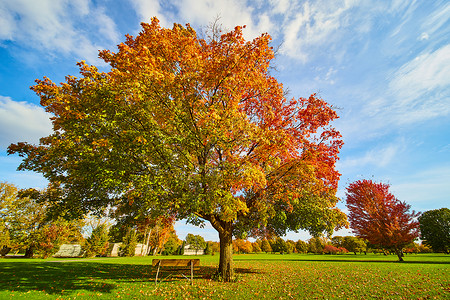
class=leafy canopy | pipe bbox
[419,208,450,253]
[9,18,346,241]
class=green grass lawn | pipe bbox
[0,253,448,299]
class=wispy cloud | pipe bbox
[0,0,120,64]
[129,0,169,27]
[279,0,361,62]
[390,165,450,210]
[0,96,52,148]
[387,44,450,124]
[175,0,273,40]
[420,1,450,39]
[338,143,403,172]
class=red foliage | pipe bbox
[323,244,339,254]
[346,180,419,258]
[338,247,349,253]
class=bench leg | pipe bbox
[190,260,193,285]
[155,263,161,284]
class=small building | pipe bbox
[107,243,149,257]
[183,244,204,255]
[53,244,84,258]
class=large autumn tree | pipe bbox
[346,179,420,261]
[8,18,346,280]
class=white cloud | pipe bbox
[0,0,120,64]
[175,0,274,40]
[338,143,402,172]
[419,32,429,41]
[280,0,360,62]
[269,0,291,14]
[0,96,53,148]
[420,2,450,39]
[129,0,169,26]
[388,44,450,123]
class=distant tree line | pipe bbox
[1,182,448,258]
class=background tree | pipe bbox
[233,239,253,253]
[185,233,206,255]
[295,240,308,253]
[260,239,272,253]
[162,231,182,255]
[343,236,367,255]
[251,240,262,253]
[332,236,367,255]
[0,182,83,257]
[204,241,213,255]
[286,240,296,254]
[271,237,288,254]
[346,179,420,261]
[419,208,450,253]
[307,237,326,254]
[121,227,138,257]
[83,224,109,257]
[0,222,10,254]
[34,218,84,258]
[9,18,346,281]
[331,236,344,248]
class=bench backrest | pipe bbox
[152,259,200,267]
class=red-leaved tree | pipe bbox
[346,179,420,261]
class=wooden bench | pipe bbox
[152,259,200,284]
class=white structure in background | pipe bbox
[53,244,84,258]
[183,244,204,255]
[107,243,149,257]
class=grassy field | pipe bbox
[0,253,448,299]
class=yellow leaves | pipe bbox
[135,136,147,144]
[91,139,109,149]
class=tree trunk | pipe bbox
[207,215,234,282]
[394,248,404,262]
[218,225,234,281]
[24,246,34,258]
[0,246,11,256]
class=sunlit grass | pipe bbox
[0,253,448,299]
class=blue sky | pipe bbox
[1,0,449,242]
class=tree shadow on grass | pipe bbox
[0,260,229,297]
[155,266,262,283]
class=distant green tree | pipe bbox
[83,224,109,257]
[342,236,367,255]
[295,240,308,253]
[178,241,186,255]
[121,228,138,257]
[286,240,295,254]
[419,208,450,253]
[204,242,213,255]
[271,237,288,253]
[261,239,272,253]
[331,236,345,248]
[185,234,206,254]
[162,232,181,255]
[308,237,325,254]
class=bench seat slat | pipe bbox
[152,258,200,267]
